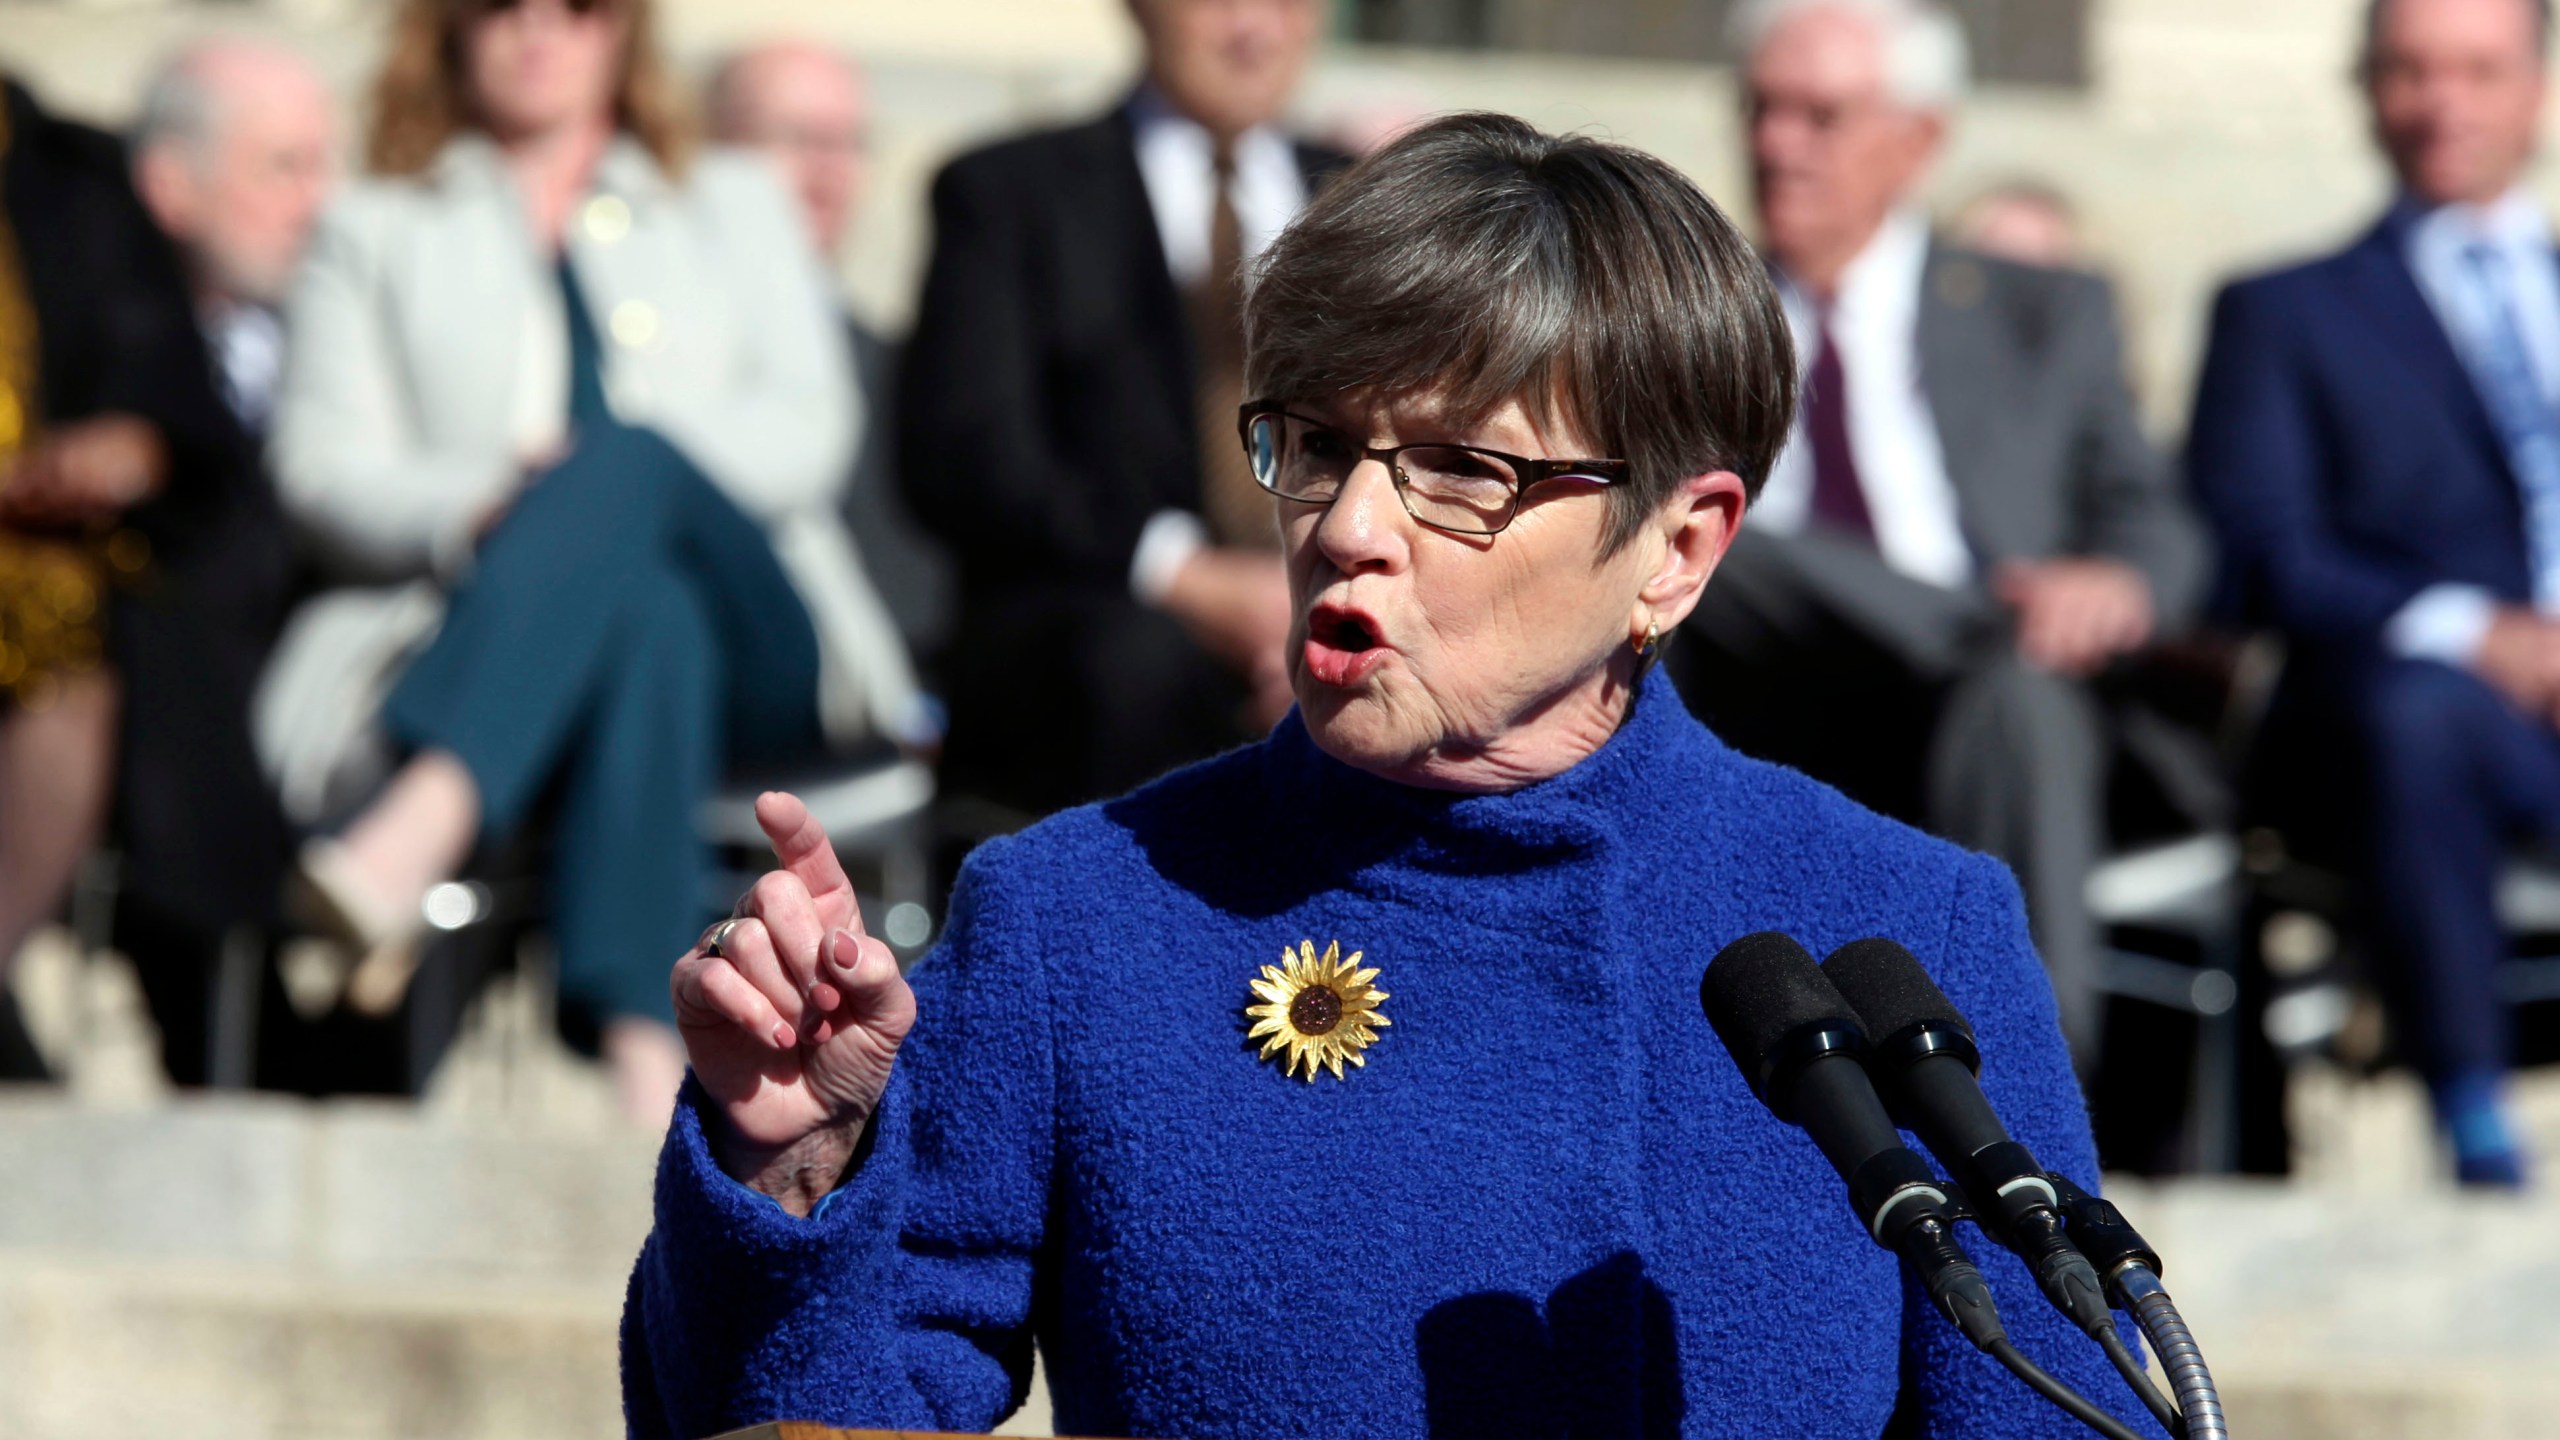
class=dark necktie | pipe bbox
[1189,139,1276,549]
[1805,317,1875,543]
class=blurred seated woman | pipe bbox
[263,0,919,1120]
[623,115,2151,1437]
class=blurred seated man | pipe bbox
[2190,0,2560,1186]
[709,42,955,677]
[1675,0,2207,1063]
[898,0,1345,814]
[117,39,330,1084]
[0,74,253,1077]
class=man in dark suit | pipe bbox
[1679,0,2207,1064]
[2190,0,2559,1186]
[0,74,281,1080]
[117,41,325,1086]
[900,0,1345,814]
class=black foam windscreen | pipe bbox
[1821,938,1974,1048]
[1699,930,1861,1106]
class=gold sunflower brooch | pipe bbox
[1246,939,1390,1081]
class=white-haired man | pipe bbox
[1677,0,2209,1068]
[115,38,330,1084]
[132,39,335,436]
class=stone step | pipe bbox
[0,1089,660,1283]
[6,1077,2557,1439]
[0,1254,621,1440]
[2111,1177,2560,1440]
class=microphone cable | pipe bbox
[2094,1322,2184,1435]
[1983,1337,2153,1440]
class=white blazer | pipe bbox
[259,136,921,824]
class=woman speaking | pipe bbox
[624,115,2149,1438]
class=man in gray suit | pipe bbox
[1681,0,2208,1062]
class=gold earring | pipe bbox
[1634,618,1660,658]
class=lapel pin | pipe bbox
[1247,939,1390,1082]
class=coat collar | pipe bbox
[427,131,676,209]
[1260,671,1712,868]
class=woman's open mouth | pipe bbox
[1303,603,1390,687]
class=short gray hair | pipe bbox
[1247,113,1799,537]
[132,48,227,163]
[1727,0,1972,110]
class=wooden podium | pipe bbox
[716,1414,1116,1424]
[713,1429,970,1439]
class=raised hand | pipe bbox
[670,791,916,1214]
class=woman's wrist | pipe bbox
[712,1112,872,1219]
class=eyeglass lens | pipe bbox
[1246,413,1519,534]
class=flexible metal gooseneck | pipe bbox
[2113,1265,2226,1440]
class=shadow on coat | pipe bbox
[1417,1251,1684,1440]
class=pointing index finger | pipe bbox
[754,790,860,926]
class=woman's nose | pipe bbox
[1310,458,1409,574]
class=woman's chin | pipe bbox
[1298,684,1429,775]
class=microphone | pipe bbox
[1699,932,2004,1351]
[1819,938,2114,1338]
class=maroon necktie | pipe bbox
[1805,318,1875,543]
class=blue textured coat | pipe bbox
[623,678,2159,1438]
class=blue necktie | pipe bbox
[2459,243,2560,608]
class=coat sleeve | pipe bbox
[641,156,857,522]
[269,197,519,578]
[2187,279,2433,645]
[1891,854,2168,1439]
[621,839,1054,1439]
[2057,273,2212,630]
[897,154,1166,586]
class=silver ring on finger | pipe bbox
[699,917,746,959]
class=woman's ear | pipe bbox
[1635,470,1748,630]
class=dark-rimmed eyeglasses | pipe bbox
[1236,400,1630,537]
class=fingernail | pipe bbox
[827,928,859,974]
[770,1022,794,1048]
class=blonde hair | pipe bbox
[366,0,692,177]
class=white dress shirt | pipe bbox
[2389,187,2560,664]
[205,300,285,436]
[1127,89,1310,604]
[1752,209,1974,591]
[1128,87,1307,291]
